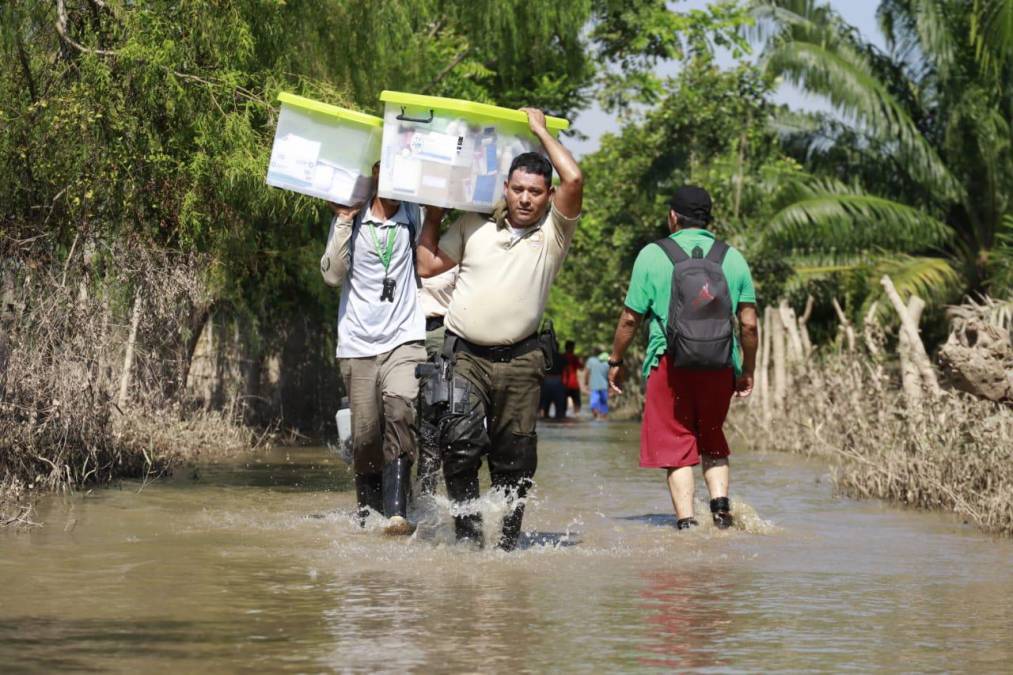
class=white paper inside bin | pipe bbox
[266,104,379,205]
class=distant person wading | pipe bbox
[608,186,758,531]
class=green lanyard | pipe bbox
[367,222,397,274]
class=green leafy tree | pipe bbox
[551,56,796,354]
[0,0,598,427]
[752,0,1013,309]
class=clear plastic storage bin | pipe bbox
[377,91,569,212]
[266,92,382,206]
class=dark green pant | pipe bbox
[441,347,544,549]
[417,324,448,495]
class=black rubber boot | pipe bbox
[676,517,700,530]
[494,477,532,552]
[354,473,383,527]
[498,503,527,551]
[710,497,733,530]
[445,472,483,546]
[382,456,414,535]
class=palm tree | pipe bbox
[752,0,1013,306]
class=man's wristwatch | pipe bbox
[607,357,623,368]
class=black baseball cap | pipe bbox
[669,186,712,224]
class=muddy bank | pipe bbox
[1,242,337,526]
[732,354,1013,535]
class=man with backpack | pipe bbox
[606,186,758,530]
[321,162,444,536]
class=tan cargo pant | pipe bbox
[338,341,425,474]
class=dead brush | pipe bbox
[736,353,1013,535]
[1,238,254,526]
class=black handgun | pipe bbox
[416,355,453,408]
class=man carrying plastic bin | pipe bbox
[417,108,583,551]
[320,163,444,536]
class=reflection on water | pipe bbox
[2,420,1012,672]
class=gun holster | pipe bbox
[416,355,453,410]
[538,322,559,373]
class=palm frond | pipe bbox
[762,38,962,200]
[987,212,1013,293]
[766,181,952,254]
[768,108,850,159]
[872,254,962,307]
[972,0,1013,77]
[878,0,957,77]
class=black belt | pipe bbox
[447,331,541,363]
[426,315,445,332]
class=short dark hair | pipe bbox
[565,339,575,351]
[508,152,553,187]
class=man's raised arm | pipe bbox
[416,205,456,278]
[520,107,583,219]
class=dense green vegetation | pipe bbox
[0,0,1008,494]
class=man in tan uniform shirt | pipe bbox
[417,108,583,550]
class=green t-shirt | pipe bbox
[623,229,756,379]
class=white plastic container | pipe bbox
[377,91,569,212]
[331,406,353,465]
[266,92,382,206]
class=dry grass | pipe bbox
[1,239,256,527]
[735,355,1013,535]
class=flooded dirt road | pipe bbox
[2,421,1011,672]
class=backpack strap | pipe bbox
[654,237,690,265]
[705,239,730,265]
[405,203,422,289]
[349,207,365,268]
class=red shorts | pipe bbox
[640,355,734,469]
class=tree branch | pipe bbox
[55,0,119,56]
[425,48,471,92]
[15,32,38,103]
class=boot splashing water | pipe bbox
[710,497,733,530]
[382,456,415,536]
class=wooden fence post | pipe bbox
[760,306,773,421]
[779,299,805,365]
[799,294,815,357]
[831,297,856,352]
[880,275,941,397]
[116,292,143,412]
[898,295,926,408]
[772,303,786,410]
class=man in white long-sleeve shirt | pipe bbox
[320,166,442,535]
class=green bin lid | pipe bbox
[277,92,383,128]
[379,91,569,131]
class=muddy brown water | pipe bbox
[2,420,1012,673]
